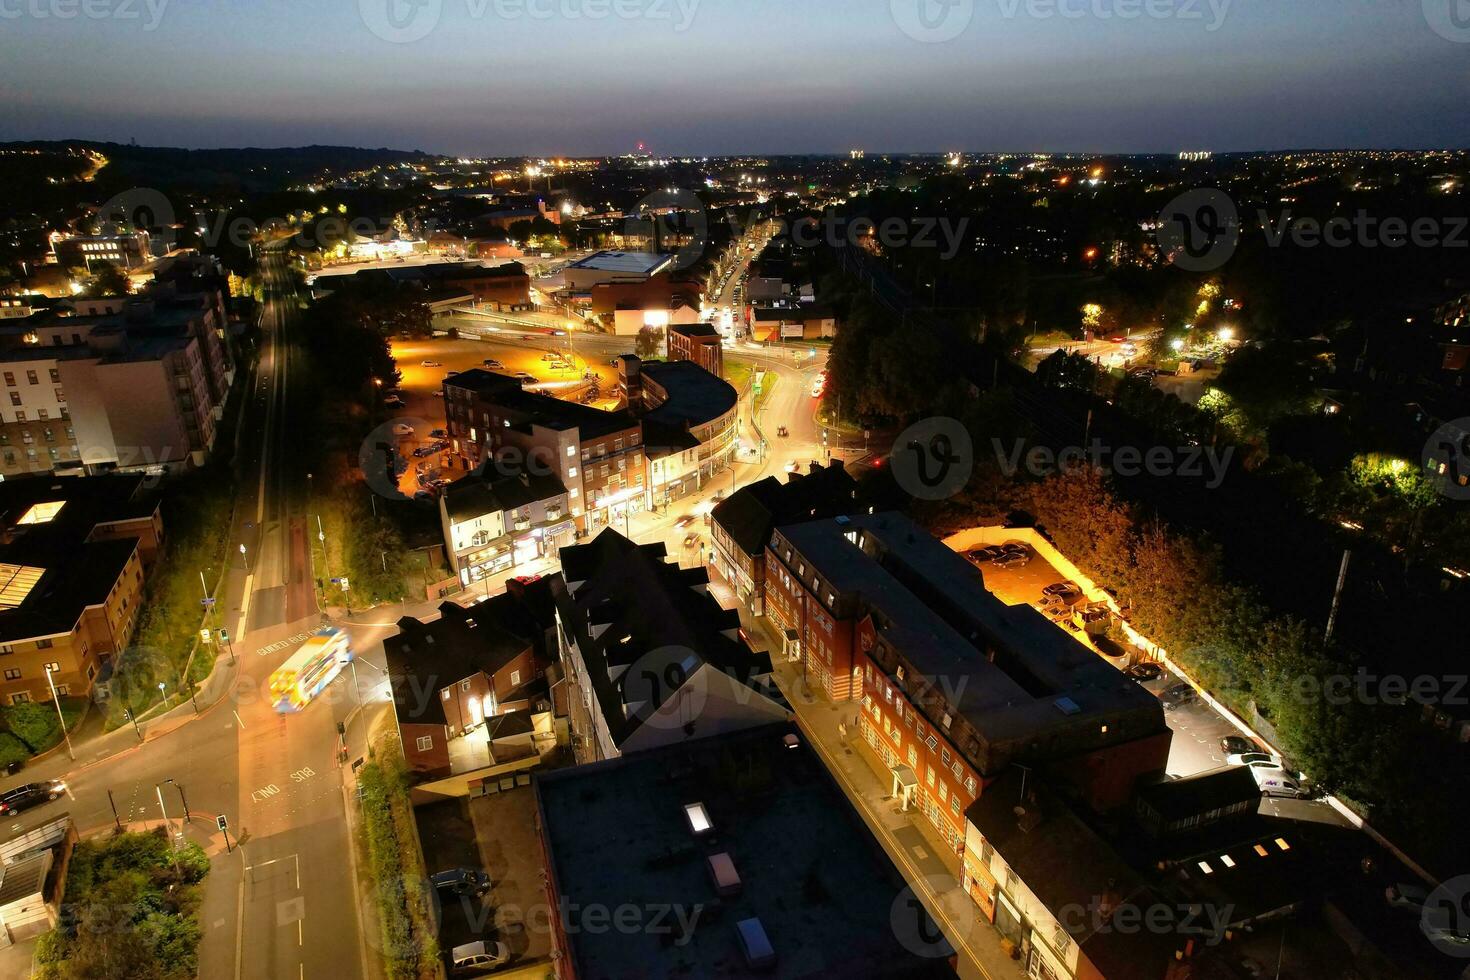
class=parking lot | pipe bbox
[970,545,1270,780]
[416,785,551,975]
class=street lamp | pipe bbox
[239,542,249,572]
[43,665,74,761]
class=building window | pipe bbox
[0,645,11,655]
[8,393,18,407]
[25,371,37,385]
[3,669,20,681]
[9,692,29,705]
[36,638,52,650]
[416,735,433,751]
[54,684,69,696]
[441,689,450,700]
[510,670,520,686]
[42,662,59,672]
[2,373,12,386]
[459,680,470,692]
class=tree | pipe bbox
[82,263,130,298]
[635,326,664,360]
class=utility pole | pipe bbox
[43,666,74,761]
[1325,549,1351,643]
[123,707,143,742]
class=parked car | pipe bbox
[0,780,66,816]
[514,373,536,386]
[392,423,415,437]
[1252,768,1309,799]
[674,515,696,528]
[1220,735,1259,757]
[429,429,447,439]
[1124,662,1163,682]
[1042,581,1080,597]
[483,359,503,369]
[1384,883,1429,912]
[1226,752,1279,768]
[993,552,1031,569]
[1159,683,1196,709]
[412,446,436,458]
[1000,541,1032,557]
[450,941,510,974]
[421,359,442,367]
[972,546,1006,563]
[431,869,492,897]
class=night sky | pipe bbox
[2,0,1467,153]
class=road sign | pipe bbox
[219,627,229,642]
[340,578,350,592]
[200,597,215,607]
[200,629,212,643]
[216,814,228,832]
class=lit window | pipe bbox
[1219,854,1236,868]
[416,736,433,751]
[1254,844,1269,857]
[684,802,713,835]
[1274,838,1291,852]
[1197,861,1213,874]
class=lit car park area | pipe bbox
[947,529,1348,824]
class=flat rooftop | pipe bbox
[536,723,955,979]
[567,250,674,276]
[639,359,737,429]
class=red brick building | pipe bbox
[667,322,724,378]
[765,513,1171,857]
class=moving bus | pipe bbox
[269,627,353,713]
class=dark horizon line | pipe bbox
[3,137,1469,160]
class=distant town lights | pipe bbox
[1217,326,1235,342]
[1170,338,1186,351]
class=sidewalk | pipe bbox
[756,616,1027,980]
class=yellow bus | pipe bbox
[269,627,352,713]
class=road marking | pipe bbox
[298,919,303,946]
[256,632,310,658]
[234,877,245,980]
[289,766,316,784]
[250,783,281,802]
[276,896,305,926]
[233,710,246,730]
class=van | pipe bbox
[431,868,492,897]
[1251,768,1308,799]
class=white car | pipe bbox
[421,359,442,367]
[392,423,414,437]
[784,460,799,474]
[451,941,510,974]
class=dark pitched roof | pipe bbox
[384,580,558,728]
[711,461,859,558]
[1135,766,1260,822]
[445,370,640,440]
[553,529,775,750]
[442,467,567,523]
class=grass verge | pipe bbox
[358,749,439,980]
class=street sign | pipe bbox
[216,814,228,832]
[220,627,229,642]
[200,598,215,607]
[340,578,350,592]
[200,629,212,643]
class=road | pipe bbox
[0,245,395,980]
